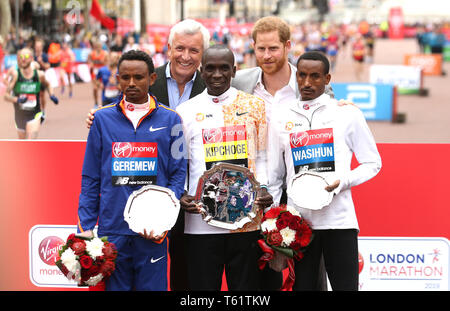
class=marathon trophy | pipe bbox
[287,171,334,210]
[123,185,180,236]
[195,163,261,231]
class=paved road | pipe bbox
[1,38,449,143]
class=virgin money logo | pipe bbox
[113,142,132,158]
[38,236,65,266]
[290,131,309,147]
[203,128,223,144]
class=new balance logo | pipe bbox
[115,177,129,185]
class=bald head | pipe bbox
[202,44,235,66]
[200,45,236,96]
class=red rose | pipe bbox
[279,211,292,219]
[298,224,312,247]
[102,243,118,260]
[67,233,76,243]
[66,233,83,246]
[79,255,93,269]
[276,211,291,230]
[95,255,105,263]
[290,238,302,251]
[288,216,302,231]
[276,217,289,230]
[80,264,100,283]
[87,264,100,276]
[100,260,116,278]
[263,206,283,221]
[71,241,86,255]
[266,231,283,247]
[299,234,312,248]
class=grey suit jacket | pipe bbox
[231,66,333,98]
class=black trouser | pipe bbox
[258,188,328,291]
[168,212,190,290]
[293,229,359,291]
[430,46,443,54]
[185,231,261,290]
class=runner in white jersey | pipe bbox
[176,45,273,290]
[267,51,381,291]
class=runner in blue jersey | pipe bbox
[77,50,186,291]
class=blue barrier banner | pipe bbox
[72,48,91,63]
[331,83,394,121]
[3,54,17,69]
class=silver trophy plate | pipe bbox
[288,171,333,210]
[195,163,260,230]
[124,185,180,236]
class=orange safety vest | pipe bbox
[48,43,62,64]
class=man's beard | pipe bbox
[257,55,287,75]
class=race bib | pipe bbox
[202,125,248,170]
[290,128,335,173]
[111,142,157,186]
[19,94,37,111]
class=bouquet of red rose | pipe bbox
[55,233,117,287]
[258,205,313,290]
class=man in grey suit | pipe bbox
[232,16,329,291]
[232,17,333,119]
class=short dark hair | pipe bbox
[297,51,330,74]
[202,44,235,64]
[118,49,155,75]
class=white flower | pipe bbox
[280,227,296,247]
[60,248,80,274]
[286,205,300,217]
[85,273,104,286]
[261,218,277,232]
[85,238,104,259]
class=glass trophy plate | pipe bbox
[194,163,260,230]
[287,171,333,210]
[124,185,180,236]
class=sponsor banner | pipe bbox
[0,141,448,290]
[370,64,422,95]
[290,128,335,173]
[330,83,395,121]
[388,7,404,39]
[28,225,96,288]
[3,54,17,70]
[111,142,157,186]
[404,54,443,76]
[358,237,449,291]
[202,125,248,169]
